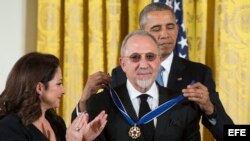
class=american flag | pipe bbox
[152,0,188,59]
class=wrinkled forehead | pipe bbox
[145,10,176,24]
[124,35,158,55]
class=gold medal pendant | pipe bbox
[128,125,141,139]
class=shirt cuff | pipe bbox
[208,118,217,125]
[205,105,217,125]
[75,103,86,116]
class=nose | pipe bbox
[159,29,169,39]
[138,57,150,68]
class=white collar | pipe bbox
[126,80,159,100]
[161,52,174,72]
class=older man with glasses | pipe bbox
[78,30,205,141]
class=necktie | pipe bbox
[156,65,165,86]
[138,94,154,141]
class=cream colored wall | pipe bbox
[0,0,37,93]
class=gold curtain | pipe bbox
[37,0,250,139]
[213,0,250,124]
[183,1,214,140]
[37,0,150,126]
[184,0,250,140]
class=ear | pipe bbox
[36,82,45,95]
[119,58,126,73]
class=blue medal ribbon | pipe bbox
[108,84,184,126]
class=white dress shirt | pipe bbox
[161,52,174,87]
[126,80,159,126]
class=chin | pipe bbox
[136,79,153,89]
[160,47,173,53]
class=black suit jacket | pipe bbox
[87,83,201,141]
[110,55,234,141]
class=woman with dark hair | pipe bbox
[0,52,107,141]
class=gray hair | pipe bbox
[139,2,176,29]
[120,30,158,57]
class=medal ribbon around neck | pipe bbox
[108,84,184,125]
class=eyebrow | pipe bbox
[151,23,176,29]
[151,25,161,29]
[166,23,176,26]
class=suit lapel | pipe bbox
[167,55,186,91]
[115,84,138,122]
[157,85,176,105]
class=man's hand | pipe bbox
[182,82,214,115]
[79,71,111,112]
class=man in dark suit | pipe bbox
[72,3,233,141]
[86,30,204,141]
[110,2,233,141]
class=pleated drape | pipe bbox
[184,0,250,140]
[37,0,150,126]
[37,1,250,140]
[213,0,250,125]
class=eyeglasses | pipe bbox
[123,52,159,63]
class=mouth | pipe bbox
[137,72,152,80]
[159,42,172,47]
[137,69,152,75]
[138,72,151,75]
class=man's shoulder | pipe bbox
[111,66,126,87]
[89,84,125,101]
[175,56,211,71]
[91,89,110,100]
[99,83,126,94]
[112,65,123,72]
[158,84,179,95]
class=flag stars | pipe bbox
[155,0,188,59]
[178,36,188,49]
[179,52,187,59]
[181,23,185,32]
[174,1,181,12]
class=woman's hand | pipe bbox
[66,110,107,141]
